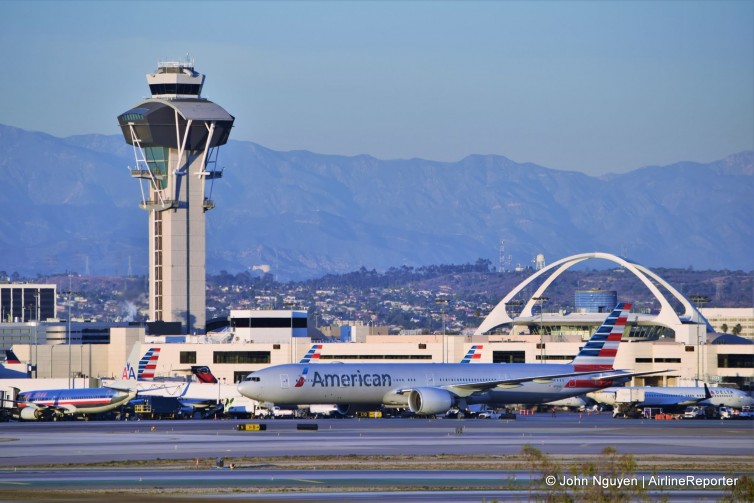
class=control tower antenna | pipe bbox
[117,60,235,334]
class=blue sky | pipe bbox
[1,1,752,175]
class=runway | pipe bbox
[0,414,751,501]
[1,413,752,466]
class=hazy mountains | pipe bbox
[1,123,752,280]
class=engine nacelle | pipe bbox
[19,407,42,421]
[408,387,454,415]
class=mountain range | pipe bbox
[1,123,752,280]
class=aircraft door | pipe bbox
[280,374,290,389]
[426,373,435,386]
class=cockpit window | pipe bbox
[244,376,261,382]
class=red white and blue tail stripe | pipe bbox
[122,346,161,380]
[572,303,631,372]
[300,344,323,363]
[137,347,161,379]
[461,345,483,363]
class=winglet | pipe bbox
[703,383,712,400]
[572,303,632,372]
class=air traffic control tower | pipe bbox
[117,60,234,334]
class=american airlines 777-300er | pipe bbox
[238,303,664,415]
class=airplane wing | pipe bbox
[395,368,670,397]
[391,370,626,397]
[588,369,671,382]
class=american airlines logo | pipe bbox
[310,370,392,388]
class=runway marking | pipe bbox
[0,482,29,485]
[288,478,324,484]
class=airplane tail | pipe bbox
[191,365,219,384]
[120,344,161,380]
[571,303,631,372]
[460,345,483,363]
[5,349,22,364]
[300,344,323,363]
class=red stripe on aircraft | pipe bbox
[573,364,614,372]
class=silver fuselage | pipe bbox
[237,362,612,407]
[589,386,754,408]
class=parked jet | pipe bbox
[17,346,168,420]
[16,387,136,421]
[588,384,754,415]
[238,303,662,415]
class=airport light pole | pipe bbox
[532,296,549,363]
[435,297,448,363]
[68,274,72,388]
[689,295,710,384]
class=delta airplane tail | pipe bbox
[5,349,22,364]
[570,303,631,372]
[191,365,219,384]
[121,345,161,381]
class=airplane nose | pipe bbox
[237,380,257,399]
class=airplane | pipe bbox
[238,303,664,416]
[16,345,172,421]
[270,343,488,417]
[588,384,754,417]
[16,387,136,421]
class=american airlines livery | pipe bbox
[16,387,136,421]
[238,303,663,415]
[14,346,162,420]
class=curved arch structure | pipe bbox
[475,252,713,341]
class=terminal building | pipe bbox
[7,253,753,391]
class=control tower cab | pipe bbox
[117,59,234,334]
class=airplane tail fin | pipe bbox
[121,344,161,380]
[460,345,483,363]
[703,383,712,400]
[5,349,21,364]
[191,365,219,384]
[300,344,323,363]
[571,303,631,372]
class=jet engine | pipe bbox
[407,387,454,415]
[19,407,43,421]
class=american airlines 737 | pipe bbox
[238,303,662,415]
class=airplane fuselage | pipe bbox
[589,386,754,409]
[238,362,613,409]
[18,388,134,415]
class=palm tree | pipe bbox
[720,323,729,333]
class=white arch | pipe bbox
[475,252,712,335]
